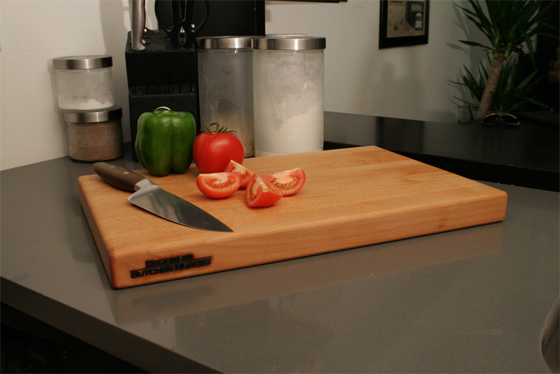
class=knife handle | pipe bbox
[93,162,146,192]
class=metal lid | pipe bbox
[53,55,113,70]
[196,36,253,50]
[253,36,326,51]
[62,106,122,123]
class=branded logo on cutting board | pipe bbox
[130,254,211,279]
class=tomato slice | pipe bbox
[224,160,255,188]
[196,172,242,199]
[260,168,306,196]
[245,175,283,208]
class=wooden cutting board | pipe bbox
[78,146,507,289]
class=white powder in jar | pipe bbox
[56,67,114,110]
[59,97,114,110]
[255,103,323,157]
[253,48,324,157]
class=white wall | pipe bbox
[0,0,483,171]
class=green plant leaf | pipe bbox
[458,0,558,64]
[459,40,492,51]
[450,56,549,115]
[453,0,558,119]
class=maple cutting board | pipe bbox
[78,146,507,289]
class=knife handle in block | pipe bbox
[93,162,146,192]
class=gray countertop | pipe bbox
[1,147,559,373]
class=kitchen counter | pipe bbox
[1,113,559,373]
[324,112,559,191]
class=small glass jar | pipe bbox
[53,55,114,110]
[196,36,254,157]
[62,107,123,162]
[253,36,326,157]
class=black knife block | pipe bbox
[125,30,200,160]
[125,0,265,160]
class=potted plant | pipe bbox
[452,56,549,120]
[457,0,557,120]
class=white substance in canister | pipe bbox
[53,56,114,111]
[253,40,325,157]
[59,97,114,110]
[254,103,323,157]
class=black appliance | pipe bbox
[125,0,265,159]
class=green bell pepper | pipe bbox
[135,107,196,176]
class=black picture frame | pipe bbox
[379,0,430,49]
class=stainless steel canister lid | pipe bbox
[53,55,113,70]
[196,36,253,49]
[253,36,326,51]
[62,106,122,124]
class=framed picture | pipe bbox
[379,0,430,49]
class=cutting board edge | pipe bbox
[78,180,116,284]
[106,188,507,289]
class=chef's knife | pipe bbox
[93,162,233,233]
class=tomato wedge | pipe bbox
[245,175,283,208]
[261,168,306,196]
[224,160,255,188]
[196,172,242,199]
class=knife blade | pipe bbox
[93,162,233,233]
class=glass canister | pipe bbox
[53,55,114,110]
[253,36,326,157]
[196,36,254,157]
[62,106,123,162]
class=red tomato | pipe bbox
[193,123,244,173]
[224,160,255,188]
[196,172,242,199]
[261,168,306,196]
[245,175,283,208]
